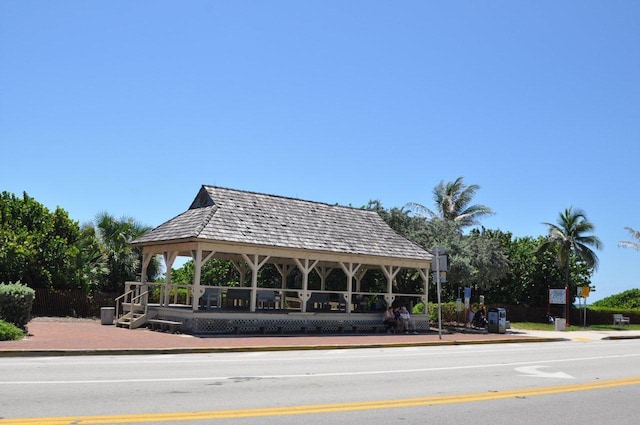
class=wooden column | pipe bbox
[418,266,430,316]
[190,248,215,311]
[294,258,318,313]
[339,262,361,313]
[354,268,367,292]
[191,249,202,311]
[231,260,251,287]
[140,251,154,304]
[241,254,270,312]
[274,263,295,290]
[314,265,333,291]
[162,251,178,306]
[381,265,401,307]
[274,263,295,309]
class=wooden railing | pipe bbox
[121,281,425,313]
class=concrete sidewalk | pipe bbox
[1,318,638,357]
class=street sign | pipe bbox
[464,287,471,299]
[549,289,566,305]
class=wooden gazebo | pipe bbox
[121,186,433,334]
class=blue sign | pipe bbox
[464,287,471,299]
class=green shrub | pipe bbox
[413,302,460,323]
[591,289,640,309]
[0,319,25,341]
[0,282,36,330]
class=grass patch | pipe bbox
[512,322,640,331]
[589,324,640,331]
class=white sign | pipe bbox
[549,289,566,305]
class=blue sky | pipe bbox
[1,1,638,302]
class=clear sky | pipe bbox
[1,1,638,302]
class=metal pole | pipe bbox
[583,287,589,328]
[436,248,442,340]
[565,285,570,327]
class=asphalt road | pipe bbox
[1,339,639,424]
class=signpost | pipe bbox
[432,246,447,340]
[577,286,591,328]
[464,286,471,325]
[548,287,568,329]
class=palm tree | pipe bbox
[618,227,640,250]
[76,224,109,291]
[91,212,160,292]
[538,207,603,323]
[407,177,494,228]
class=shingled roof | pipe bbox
[131,186,431,262]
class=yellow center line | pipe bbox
[2,376,639,425]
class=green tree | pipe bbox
[407,177,494,229]
[89,212,161,292]
[0,191,87,290]
[464,228,510,291]
[365,201,432,294]
[618,227,640,250]
[368,201,508,301]
[538,207,603,303]
[484,233,590,308]
[366,200,429,245]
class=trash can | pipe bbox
[488,307,507,334]
[100,307,115,325]
[554,318,566,331]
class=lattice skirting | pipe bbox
[187,317,431,335]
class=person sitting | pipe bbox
[472,308,487,328]
[398,306,418,334]
[393,307,401,331]
[382,307,397,333]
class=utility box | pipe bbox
[554,318,566,331]
[488,307,507,334]
[100,307,115,325]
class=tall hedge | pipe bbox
[0,282,35,329]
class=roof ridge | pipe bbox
[203,185,373,213]
[192,204,218,237]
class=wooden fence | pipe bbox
[31,289,119,318]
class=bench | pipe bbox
[613,314,630,326]
[226,288,251,308]
[257,290,278,310]
[307,293,331,311]
[147,319,182,333]
[200,287,222,310]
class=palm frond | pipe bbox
[405,202,435,220]
[618,227,640,250]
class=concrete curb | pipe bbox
[0,336,565,357]
[602,335,640,341]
